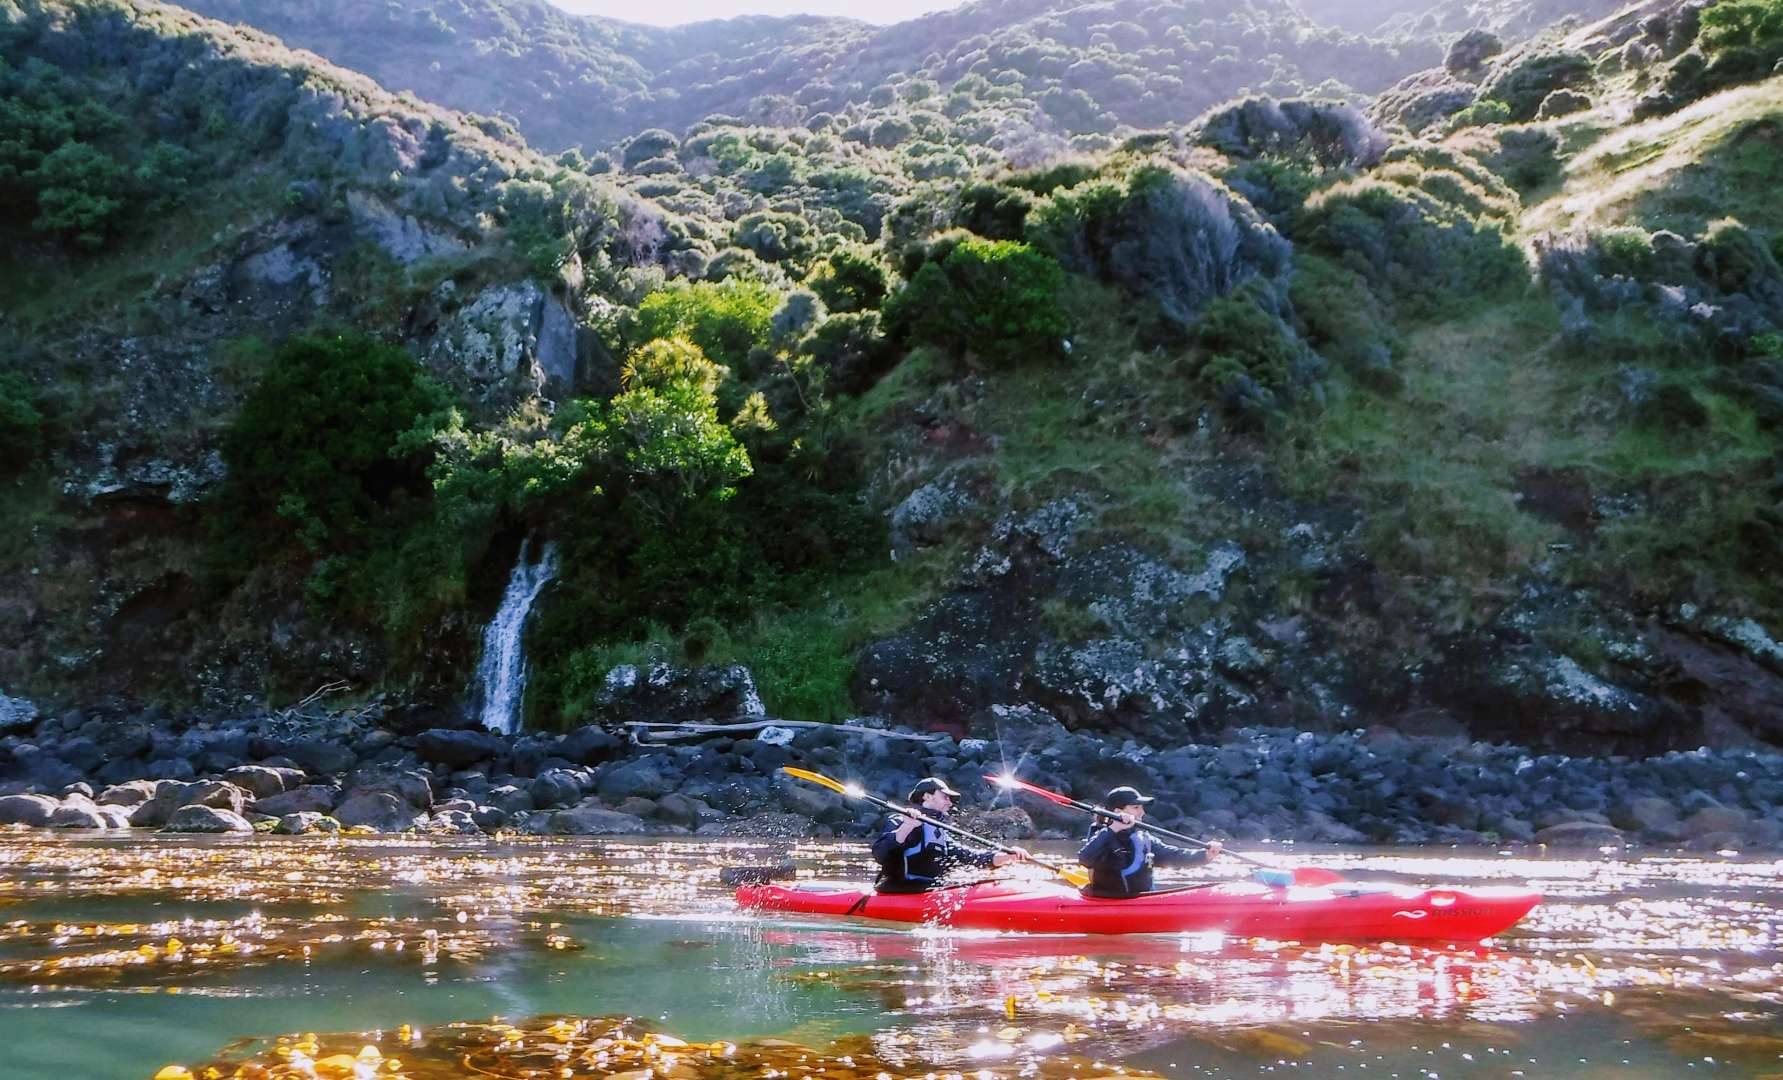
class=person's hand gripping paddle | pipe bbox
[781,767,1091,888]
[987,773,1345,887]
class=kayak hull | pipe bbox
[735,879,1540,941]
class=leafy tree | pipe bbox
[731,211,816,269]
[218,334,454,554]
[0,372,44,470]
[804,245,889,313]
[1700,0,1783,57]
[798,310,894,394]
[632,279,780,372]
[885,236,1070,366]
[622,336,728,396]
[957,180,1034,240]
[26,140,127,249]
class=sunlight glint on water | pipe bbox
[0,835,1778,1078]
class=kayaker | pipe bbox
[872,777,1029,893]
[1078,786,1221,898]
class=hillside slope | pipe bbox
[178,0,1440,150]
[0,0,670,702]
[5,0,1783,760]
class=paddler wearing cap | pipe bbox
[1078,786,1223,898]
[871,777,1031,893]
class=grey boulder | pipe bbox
[163,805,254,833]
[0,794,59,826]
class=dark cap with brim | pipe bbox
[909,777,962,801]
[1105,786,1154,807]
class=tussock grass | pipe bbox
[1524,74,1783,235]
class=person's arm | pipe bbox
[1151,836,1220,867]
[1078,827,1116,868]
[870,815,909,865]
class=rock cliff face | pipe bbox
[0,0,649,703]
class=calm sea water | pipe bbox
[0,835,1777,1078]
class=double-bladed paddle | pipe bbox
[781,766,1091,888]
[986,773,1345,886]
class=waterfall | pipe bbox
[471,539,560,735]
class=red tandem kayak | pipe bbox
[735,879,1540,941]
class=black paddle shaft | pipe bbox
[1065,795,1269,870]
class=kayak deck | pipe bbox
[735,878,1540,941]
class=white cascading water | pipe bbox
[471,539,560,735]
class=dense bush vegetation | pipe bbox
[0,55,193,250]
[629,279,779,374]
[0,372,44,468]
[885,237,1070,366]
[1299,176,1526,315]
[217,335,453,557]
[1027,162,1291,332]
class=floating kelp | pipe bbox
[157,1015,1170,1080]
[0,912,579,988]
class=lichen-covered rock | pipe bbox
[221,765,298,799]
[0,694,38,735]
[163,805,254,833]
[889,470,988,556]
[333,792,423,832]
[48,802,109,828]
[547,802,649,835]
[274,811,340,834]
[1445,29,1505,80]
[1534,820,1625,847]
[254,785,338,816]
[420,280,579,406]
[591,663,766,724]
[344,190,469,264]
[416,728,503,768]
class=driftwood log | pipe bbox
[623,717,945,743]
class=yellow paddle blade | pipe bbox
[1060,866,1090,887]
[781,766,850,795]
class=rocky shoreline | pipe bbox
[2,668,1781,853]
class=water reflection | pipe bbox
[0,835,1777,1078]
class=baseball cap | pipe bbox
[1105,786,1155,807]
[908,777,962,801]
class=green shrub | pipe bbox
[632,279,780,373]
[798,310,894,394]
[804,246,889,313]
[884,237,1070,366]
[1223,158,1324,228]
[0,59,193,251]
[956,181,1035,240]
[216,334,453,555]
[1027,162,1291,331]
[1289,254,1397,382]
[1300,177,1527,315]
[1596,226,1657,278]
[1699,218,1783,296]
[1192,295,1302,408]
[730,211,816,270]
[0,372,44,469]
[1446,99,1513,131]
[1702,0,1783,48]
[1476,50,1594,121]
[1007,160,1100,195]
